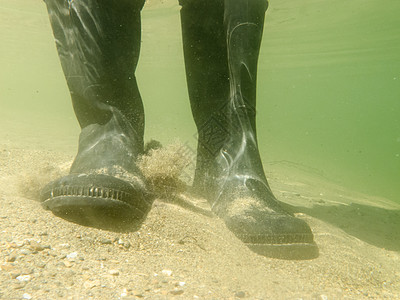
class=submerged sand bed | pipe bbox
[1,144,399,299]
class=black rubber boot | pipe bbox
[41,0,152,230]
[180,0,318,259]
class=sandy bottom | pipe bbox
[1,143,400,299]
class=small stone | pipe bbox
[56,262,65,267]
[109,269,120,276]
[65,270,76,278]
[39,232,48,236]
[15,241,25,248]
[117,239,131,249]
[120,288,128,297]
[134,291,144,298]
[16,275,31,282]
[64,261,73,268]
[22,293,32,299]
[10,270,21,279]
[162,269,173,276]
[1,263,16,272]
[21,268,33,275]
[100,238,112,245]
[12,282,26,290]
[235,291,246,298]
[66,252,78,259]
[170,289,184,295]
[30,241,45,251]
[20,249,31,255]
[84,279,101,289]
[6,255,17,262]
[36,262,46,269]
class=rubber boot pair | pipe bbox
[41,0,318,259]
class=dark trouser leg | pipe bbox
[40,0,152,229]
[180,0,318,259]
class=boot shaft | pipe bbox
[45,0,145,146]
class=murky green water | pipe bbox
[1,0,399,202]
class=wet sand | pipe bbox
[1,144,399,299]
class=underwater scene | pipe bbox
[1,0,400,298]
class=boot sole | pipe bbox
[40,174,153,230]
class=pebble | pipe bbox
[16,275,31,282]
[21,268,33,275]
[100,238,112,245]
[36,262,46,269]
[6,254,17,262]
[65,270,76,278]
[109,269,120,276]
[20,249,32,255]
[22,293,32,300]
[1,263,16,272]
[10,270,21,279]
[64,261,73,268]
[133,290,145,298]
[14,241,25,248]
[235,291,246,298]
[162,269,173,276]
[12,282,26,290]
[84,279,101,289]
[66,252,78,259]
[117,239,131,249]
[120,288,128,297]
[170,289,184,295]
[29,241,45,251]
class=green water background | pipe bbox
[1,0,399,202]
